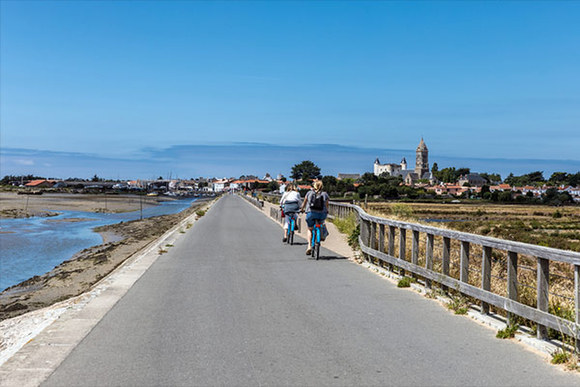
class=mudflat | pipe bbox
[0,197,211,321]
[0,192,165,218]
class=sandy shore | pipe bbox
[0,192,165,218]
[0,197,210,321]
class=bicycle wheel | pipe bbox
[289,230,294,245]
[315,243,320,260]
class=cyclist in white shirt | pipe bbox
[280,183,302,242]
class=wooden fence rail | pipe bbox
[328,202,580,341]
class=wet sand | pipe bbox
[0,192,165,219]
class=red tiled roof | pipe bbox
[25,179,50,187]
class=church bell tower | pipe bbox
[415,138,429,178]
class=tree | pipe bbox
[431,162,439,174]
[290,161,321,181]
[456,168,471,178]
[498,191,512,202]
[505,171,546,187]
[527,171,545,183]
[379,184,398,199]
[569,172,580,187]
[322,175,338,194]
[336,179,355,194]
[549,172,568,185]
[361,172,378,185]
[92,174,101,182]
[480,173,501,184]
[434,167,456,183]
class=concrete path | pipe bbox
[28,195,580,385]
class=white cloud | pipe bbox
[15,159,34,166]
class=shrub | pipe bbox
[551,350,570,365]
[196,210,206,217]
[448,293,470,315]
[347,224,360,249]
[398,277,412,288]
[496,323,519,339]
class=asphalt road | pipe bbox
[43,195,579,386]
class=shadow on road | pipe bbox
[310,255,347,261]
[286,242,307,246]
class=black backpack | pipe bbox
[310,193,324,211]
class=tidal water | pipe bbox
[0,198,197,291]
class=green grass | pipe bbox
[332,213,360,249]
[496,323,519,339]
[551,350,570,364]
[448,293,470,315]
[332,212,357,235]
[397,277,412,288]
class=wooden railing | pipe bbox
[328,202,580,341]
[270,207,282,222]
[239,193,263,210]
[270,206,302,231]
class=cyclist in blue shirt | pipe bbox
[300,180,329,255]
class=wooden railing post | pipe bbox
[537,257,549,340]
[481,246,492,315]
[388,226,396,271]
[460,241,470,283]
[507,251,518,325]
[442,237,451,276]
[370,222,377,251]
[442,237,451,292]
[412,230,419,266]
[412,230,419,280]
[399,228,406,277]
[378,224,385,254]
[575,265,580,346]
[425,234,434,289]
[361,219,371,262]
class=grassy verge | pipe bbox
[331,213,360,249]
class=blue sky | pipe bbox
[1,1,579,179]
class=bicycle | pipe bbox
[310,219,323,260]
[285,212,298,245]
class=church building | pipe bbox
[373,138,436,185]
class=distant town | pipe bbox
[2,138,579,204]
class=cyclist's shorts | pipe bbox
[306,211,327,228]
